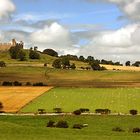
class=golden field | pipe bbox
[101,64,140,71]
[0,86,53,112]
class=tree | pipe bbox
[43,49,58,57]
[132,61,140,67]
[0,61,6,67]
[90,61,106,71]
[61,57,70,69]
[18,50,26,61]
[125,61,130,66]
[79,56,85,62]
[90,61,101,70]
[9,45,22,59]
[29,50,40,59]
[52,59,61,69]
[86,56,94,62]
[130,109,138,115]
[70,63,76,69]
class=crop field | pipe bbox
[0,87,53,112]
[1,115,140,140]
[22,88,140,114]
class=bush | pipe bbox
[29,50,40,59]
[112,127,125,132]
[47,120,55,127]
[0,61,6,67]
[73,124,83,129]
[56,121,69,128]
[0,102,3,110]
[33,82,46,86]
[130,109,138,115]
[53,108,62,113]
[95,109,111,114]
[38,109,46,114]
[26,82,32,86]
[132,128,140,133]
[2,81,13,86]
[79,108,90,113]
[73,109,81,115]
[13,81,22,86]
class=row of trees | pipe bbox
[52,58,76,69]
[9,46,40,61]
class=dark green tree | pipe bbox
[0,61,6,67]
[70,63,76,69]
[52,59,61,69]
[86,56,94,62]
[61,57,70,69]
[18,50,26,61]
[29,50,40,59]
[9,45,22,59]
[43,49,58,57]
[125,61,130,66]
[79,56,85,62]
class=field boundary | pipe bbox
[18,86,53,113]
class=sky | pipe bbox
[0,0,140,63]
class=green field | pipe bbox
[21,88,140,114]
[1,115,140,140]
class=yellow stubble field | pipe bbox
[0,86,53,113]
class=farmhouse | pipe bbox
[0,39,24,51]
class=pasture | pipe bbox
[0,87,53,112]
[1,115,140,140]
[21,88,140,114]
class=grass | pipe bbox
[1,115,140,140]
[0,66,139,87]
[21,87,140,114]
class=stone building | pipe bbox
[0,39,24,51]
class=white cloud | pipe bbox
[78,23,140,62]
[0,0,15,20]
[30,22,78,54]
[88,0,140,21]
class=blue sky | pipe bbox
[12,0,127,30]
[0,0,140,62]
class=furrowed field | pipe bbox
[1,115,140,140]
[21,88,140,114]
[0,87,53,112]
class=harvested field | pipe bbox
[0,87,53,112]
[101,64,140,71]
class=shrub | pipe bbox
[95,109,111,114]
[112,127,125,132]
[73,124,83,129]
[29,50,40,59]
[130,109,138,115]
[44,63,47,67]
[47,120,55,127]
[56,121,69,128]
[0,61,6,67]
[2,81,13,86]
[33,82,45,86]
[38,109,46,114]
[53,108,62,113]
[73,109,81,115]
[132,128,140,133]
[26,82,32,86]
[0,102,3,110]
[79,108,90,113]
[13,81,22,86]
